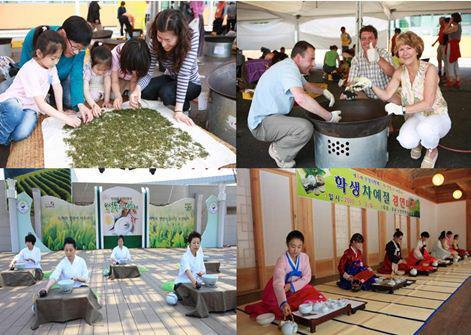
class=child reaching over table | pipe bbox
[110,235,132,264]
[338,233,375,291]
[83,41,112,115]
[110,39,150,110]
[9,233,43,279]
[245,230,327,319]
[39,237,89,296]
[0,27,81,146]
[174,231,206,290]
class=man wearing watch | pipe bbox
[341,25,396,101]
[248,41,341,168]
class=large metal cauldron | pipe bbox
[305,99,391,167]
[204,35,235,58]
[207,62,236,146]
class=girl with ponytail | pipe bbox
[83,41,113,115]
[0,26,81,146]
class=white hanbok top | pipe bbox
[50,255,89,288]
[110,245,132,262]
[175,246,206,285]
[413,239,426,260]
[431,239,451,260]
[14,246,42,269]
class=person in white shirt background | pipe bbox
[9,233,43,280]
[174,231,206,291]
[39,237,89,295]
[110,235,132,265]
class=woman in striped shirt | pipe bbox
[129,9,200,126]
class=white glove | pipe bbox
[367,42,380,63]
[385,102,404,115]
[347,77,372,91]
[322,89,335,107]
[328,110,342,123]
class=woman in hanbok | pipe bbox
[39,237,89,296]
[445,231,459,256]
[110,235,132,264]
[9,233,43,280]
[174,231,206,289]
[432,231,453,260]
[245,230,327,319]
[378,229,412,275]
[451,234,469,257]
[338,233,375,290]
[406,231,437,271]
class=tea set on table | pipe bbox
[255,298,351,334]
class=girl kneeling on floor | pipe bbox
[39,237,89,296]
[110,38,150,110]
[83,41,113,115]
[174,231,206,290]
[338,233,375,291]
[378,229,412,275]
[245,230,327,319]
[0,27,81,145]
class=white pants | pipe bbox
[396,113,451,149]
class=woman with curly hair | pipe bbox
[128,9,201,126]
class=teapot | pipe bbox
[280,316,298,335]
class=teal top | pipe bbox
[19,26,85,110]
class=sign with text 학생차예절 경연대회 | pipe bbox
[296,168,420,217]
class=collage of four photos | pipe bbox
[0,1,470,334]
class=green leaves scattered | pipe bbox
[64,108,209,167]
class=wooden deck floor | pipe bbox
[0,248,236,335]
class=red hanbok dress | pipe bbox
[451,240,470,257]
[378,240,412,274]
[406,240,437,272]
[245,252,326,319]
[338,247,375,290]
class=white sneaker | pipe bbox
[268,143,296,168]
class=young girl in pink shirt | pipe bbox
[83,41,112,115]
[245,230,327,319]
[0,27,81,145]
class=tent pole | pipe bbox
[355,1,363,54]
[295,15,300,43]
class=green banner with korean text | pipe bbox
[296,168,420,217]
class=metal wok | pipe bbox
[304,99,391,138]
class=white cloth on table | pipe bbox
[175,246,206,285]
[110,245,132,263]
[50,255,89,288]
[42,100,235,168]
[14,246,42,269]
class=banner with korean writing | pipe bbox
[41,196,96,250]
[296,168,420,217]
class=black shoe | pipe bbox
[0,144,10,167]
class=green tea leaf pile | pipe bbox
[64,108,209,167]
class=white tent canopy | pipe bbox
[238,1,471,51]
